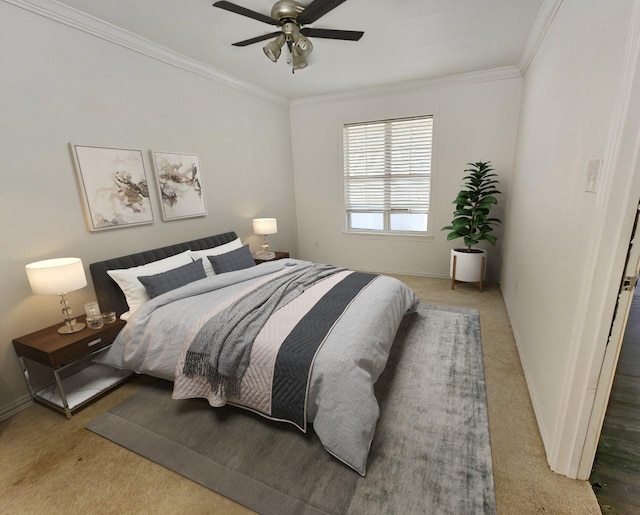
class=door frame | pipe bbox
[538,2,640,478]
[552,8,640,479]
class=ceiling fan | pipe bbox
[213,0,364,72]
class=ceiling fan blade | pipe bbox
[232,31,282,47]
[213,1,279,26]
[297,0,348,25]
[301,27,364,41]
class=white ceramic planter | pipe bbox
[450,248,487,283]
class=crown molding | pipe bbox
[5,0,553,107]
[518,0,564,74]
[290,65,523,106]
[3,0,288,106]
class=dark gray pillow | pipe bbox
[208,244,256,274]
[138,259,206,299]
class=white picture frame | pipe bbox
[151,151,207,221]
[71,144,154,231]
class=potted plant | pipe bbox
[441,161,501,288]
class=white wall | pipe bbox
[0,3,297,416]
[289,74,522,279]
[501,0,637,475]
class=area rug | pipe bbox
[87,304,496,514]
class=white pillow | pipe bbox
[107,251,193,317]
[188,238,243,276]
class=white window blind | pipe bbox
[344,115,433,233]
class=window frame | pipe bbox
[343,114,435,236]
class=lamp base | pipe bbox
[57,320,85,334]
[254,251,276,260]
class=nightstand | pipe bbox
[13,315,130,419]
[254,251,290,264]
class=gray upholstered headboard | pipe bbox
[89,231,238,317]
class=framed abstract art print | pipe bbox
[151,151,207,221]
[71,144,154,231]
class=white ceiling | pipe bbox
[55,0,545,100]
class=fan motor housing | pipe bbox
[271,0,304,22]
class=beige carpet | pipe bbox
[0,276,600,514]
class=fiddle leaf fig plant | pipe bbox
[442,161,502,251]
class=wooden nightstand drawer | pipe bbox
[13,317,126,368]
[49,322,123,367]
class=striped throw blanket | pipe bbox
[180,263,378,429]
[182,263,343,397]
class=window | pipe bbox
[343,115,433,234]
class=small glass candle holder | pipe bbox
[102,311,116,324]
[86,315,104,330]
[84,301,100,318]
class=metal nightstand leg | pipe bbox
[19,355,73,419]
[53,369,72,419]
[18,356,36,398]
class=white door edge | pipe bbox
[577,204,640,479]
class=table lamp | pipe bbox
[253,218,277,260]
[25,257,88,334]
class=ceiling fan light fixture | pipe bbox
[291,47,308,70]
[263,33,286,62]
[293,34,313,57]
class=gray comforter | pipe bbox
[99,259,418,475]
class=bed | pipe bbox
[90,231,418,475]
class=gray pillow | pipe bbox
[138,259,206,299]
[208,244,256,274]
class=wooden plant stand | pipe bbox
[451,254,486,292]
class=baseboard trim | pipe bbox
[0,395,33,421]
[357,267,501,284]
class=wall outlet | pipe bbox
[585,158,603,193]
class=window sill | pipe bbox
[342,230,435,241]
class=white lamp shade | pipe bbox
[25,257,87,295]
[253,218,278,235]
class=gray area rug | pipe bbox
[87,304,496,514]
